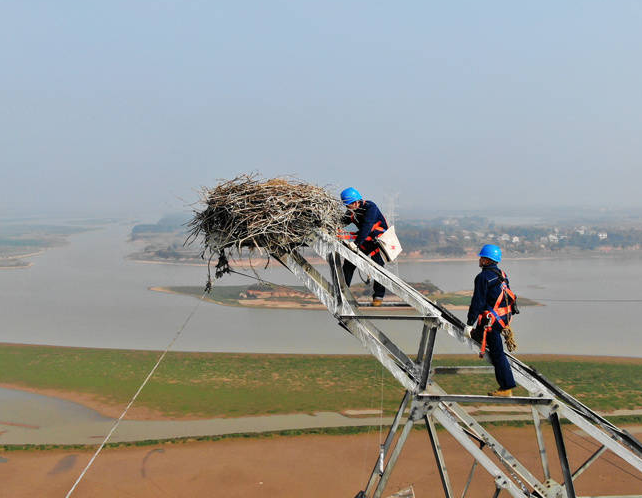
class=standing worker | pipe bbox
[463,244,518,397]
[340,187,388,306]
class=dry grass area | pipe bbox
[2,425,641,497]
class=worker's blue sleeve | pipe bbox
[355,202,378,245]
[467,273,488,326]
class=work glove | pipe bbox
[346,241,359,253]
[463,325,474,339]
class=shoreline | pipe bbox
[0,249,45,270]
[149,286,544,311]
[150,285,470,310]
[0,249,45,260]
[0,262,33,270]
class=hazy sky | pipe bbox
[2,1,642,219]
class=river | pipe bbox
[1,222,642,357]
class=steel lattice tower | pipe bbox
[270,232,642,498]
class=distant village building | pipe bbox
[499,234,510,242]
[512,236,520,244]
[244,283,310,300]
[548,234,559,243]
[598,232,608,240]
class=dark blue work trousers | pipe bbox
[474,325,516,390]
[343,245,386,299]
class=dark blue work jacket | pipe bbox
[341,200,388,246]
[466,264,511,326]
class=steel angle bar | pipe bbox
[531,406,551,481]
[327,254,419,384]
[341,315,431,321]
[427,383,548,497]
[432,366,495,375]
[571,445,606,481]
[336,308,418,379]
[507,353,619,431]
[338,315,418,392]
[365,391,412,496]
[416,321,430,364]
[284,249,418,390]
[508,367,642,473]
[311,234,468,336]
[312,234,505,366]
[326,252,344,308]
[507,354,642,462]
[276,250,339,314]
[461,459,478,498]
[557,405,642,472]
[326,251,358,310]
[328,250,405,354]
[419,325,438,391]
[419,394,553,406]
[340,315,416,373]
[373,418,415,498]
[430,407,526,498]
[550,412,577,498]
[425,415,454,498]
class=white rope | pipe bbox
[65,293,205,497]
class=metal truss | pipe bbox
[273,232,642,498]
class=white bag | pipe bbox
[377,225,403,262]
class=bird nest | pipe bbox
[186,174,344,284]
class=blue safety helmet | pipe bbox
[340,187,362,205]
[478,244,502,263]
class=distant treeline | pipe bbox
[130,213,642,257]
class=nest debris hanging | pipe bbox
[186,174,344,284]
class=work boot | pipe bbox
[372,297,383,307]
[488,388,513,397]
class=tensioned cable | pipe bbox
[65,291,206,498]
[565,428,642,483]
[538,298,642,302]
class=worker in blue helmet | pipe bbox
[340,187,388,306]
[464,244,519,397]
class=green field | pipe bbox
[1,344,641,418]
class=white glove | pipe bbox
[463,325,474,339]
[346,241,359,253]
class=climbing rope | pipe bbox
[502,326,518,352]
[65,291,206,497]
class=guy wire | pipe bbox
[65,291,206,497]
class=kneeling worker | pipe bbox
[340,187,388,306]
[464,244,518,397]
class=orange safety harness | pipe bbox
[477,269,517,357]
[338,217,386,257]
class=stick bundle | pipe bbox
[187,174,344,280]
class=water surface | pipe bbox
[1,223,641,357]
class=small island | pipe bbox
[151,280,541,310]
